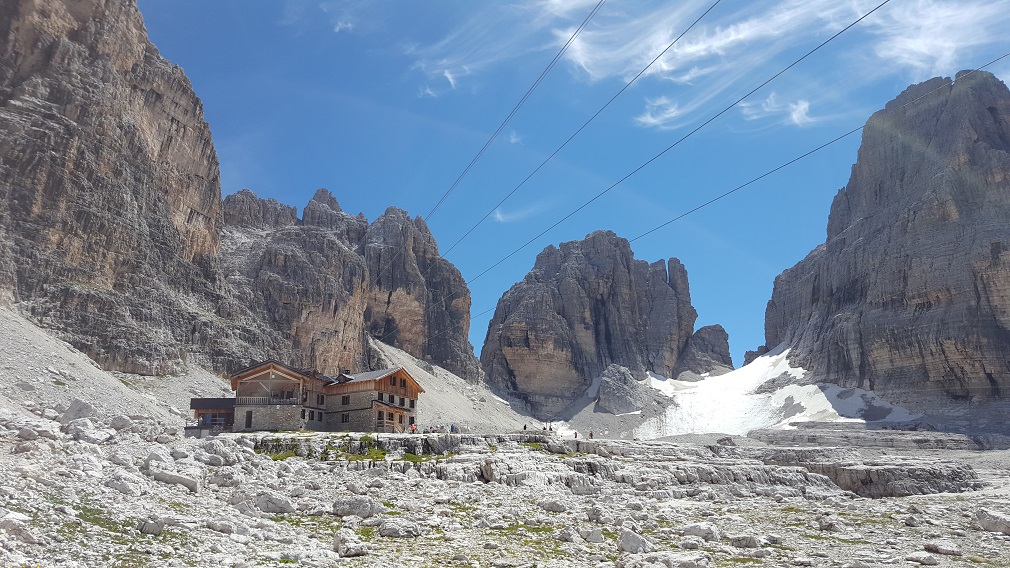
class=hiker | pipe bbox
[574,431,578,439]
[410,423,417,434]
[589,431,594,439]
[450,423,455,433]
[523,424,527,431]
[542,425,546,431]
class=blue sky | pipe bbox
[137,0,1010,367]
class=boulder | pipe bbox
[332,496,384,518]
[597,365,652,415]
[333,528,368,557]
[618,529,654,554]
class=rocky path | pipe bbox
[1,404,1009,567]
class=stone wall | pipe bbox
[322,391,379,432]
[233,405,304,432]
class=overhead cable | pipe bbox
[464,0,894,285]
[440,0,724,258]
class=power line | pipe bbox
[424,0,608,221]
[384,0,725,348]
[386,0,724,333]
[463,0,893,286]
[440,0,724,259]
[368,0,607,291]
[630,50,1010,243]
[382,51,1010,354]
[374,0,887,347]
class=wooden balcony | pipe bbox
[235,396,301,406]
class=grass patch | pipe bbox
[270,450,297,461]
[520,442,544,451]
[346,447,388,462]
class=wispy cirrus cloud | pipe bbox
[740,93,819,127]
[492,203,547,223]
[862,0,1010,74]
[635,96,682,129]
[406,0,1010,128]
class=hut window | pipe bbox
[309,410,315,421]
[398,414,403,424]
[386,412,393,421]
[300,409,306,419]
[341,413,350,423]
[376,411,382,421]
[389,377,396,386]
[341,395,350,405]
[399,397,405,407]
[400,378,406,388]
[317,394,325,405]
[409,399,415,409]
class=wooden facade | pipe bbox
[227,361,424,433]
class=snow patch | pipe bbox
[633,346,921,438]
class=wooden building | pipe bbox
[226,360,424,433]
[186,398,236,438]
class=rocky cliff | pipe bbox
[0,0,233,373]
[763,71,1010,409]
[481,230,730,418]
[0,0,480,380]
[222,189,480,380]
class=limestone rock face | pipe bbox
[222,190,480,380]
[764,71,1010,408]
[674,324,733,380]
[222,189,297,228]
[0,0,226,373]
[481,231,710,418]
[596,364,651,415]
[0,0,480,380]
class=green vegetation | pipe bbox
[519,442,544,451]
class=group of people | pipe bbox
[523,423,594,439]
[409,423,457,434]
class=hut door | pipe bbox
[245,410,253,429]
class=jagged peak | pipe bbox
[222,189,297,228]
[307,188,341,213]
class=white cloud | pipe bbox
[403,0,1010,125]
[509,130,523,144]
[443,69,457,89]
[492,204,546,223]
[788,100,812,126]
[862,0,1010,75]
[634,96,682,129]
[332,20,353,33]
[740,92,816,126]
